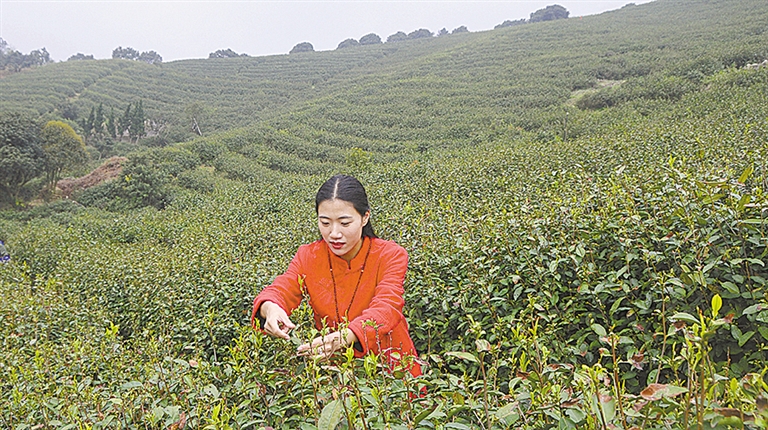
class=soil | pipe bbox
[57,156,127,197]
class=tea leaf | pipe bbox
[318,399,344,430]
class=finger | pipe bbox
[266,320,290,340]
[297,342,310,354]
[280,317,296,330]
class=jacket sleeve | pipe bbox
[250,247,306,329]
[348,244,408,355]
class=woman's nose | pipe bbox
[330,226,343,238]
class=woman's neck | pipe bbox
[341,236,366,262]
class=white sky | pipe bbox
[1,0,654,62]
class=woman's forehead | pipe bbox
[317,199,358,217]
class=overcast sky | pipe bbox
[1,0,654,62]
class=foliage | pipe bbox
[529,4,570,23]
[290,42,315,54]
[0,44,52,72]
[0,112,44,205]
[337,38,359,50]
[408,29,434,40]
[40,120,88,192]
[112,46,163,64]
[67,53,95,61]
[112,46,140,60]
[495,19,526,29]
[209,49,248,58]
[359,33,382,45]
[386,31,407,43]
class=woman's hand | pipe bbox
[260,301,296,340]
[297,328,358,360]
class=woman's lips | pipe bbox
[330,242,344,250]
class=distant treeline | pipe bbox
[0,38,52,72]
[288,4,570,54]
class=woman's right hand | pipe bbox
[260,301,296,340]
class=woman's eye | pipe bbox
[341,223,351,227]
[320,222,330,227]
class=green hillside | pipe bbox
[2,0,768,428]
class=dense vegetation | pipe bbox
[1,0,768,428]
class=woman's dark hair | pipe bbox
[315,174,377,238]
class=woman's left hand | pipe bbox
[297,328,357,360]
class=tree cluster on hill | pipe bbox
[0,112,88,204]
[112,46,163,64]
[209,49,249,59]
[495,4,569,28]
[289,42,314,54]
[336,25,468,50]
[81,101,147,145]
[0,37,52,72]
[67,53,95,61]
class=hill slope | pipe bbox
[1,0,766,148]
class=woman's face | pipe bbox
[317,199,369,262]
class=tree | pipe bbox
[209,48,248,58]
[289,42,314,54]
[184,102,206,136]
[112,47,162,63]
[105,107,117,139]
[529,5,569,23]
[2,50,25,72]
[359,33,382,45]
[82,106,96,136]
[337,38,359,49]
[0,112,45,204]
[94,103,105,136]
[495,19,526,29]
[386,31,407,43]
[1,46,51,72]
[26,48,52,67]
[68,53,95,61]
[40,121,88,192]
[452,26,469,34]
[112,46,140,60]
[407,28,433,39]
[138,50,163,64]
[437,28,449,37]
[119,103,132,139]
[130,100,146,142]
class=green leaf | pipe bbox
[721,282,740,295]
[671,312,699,325]
[736,194,751,212]
[738,165,754,184]
[641,383,688,400]
[743,304,763,315]
[318,399,344,430]
[591,323,607,337]
[475,339,491,352]
[740,219,765,225]
[414,403,438,426]
[738,331,755,347]
[445,424,473,430]
[711,294,722,318]
[120,381,143,391]
[446,351,478,363]
[496,403,519,425]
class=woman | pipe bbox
[251,174,421,377]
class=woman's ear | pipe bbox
[362,211,370,226]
